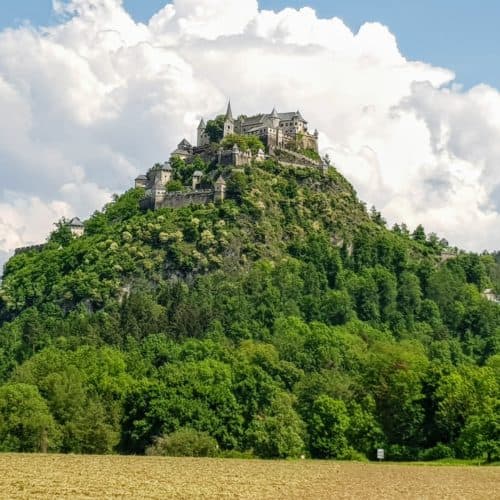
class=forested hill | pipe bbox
[0,159,498,462]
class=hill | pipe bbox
[0,158,498,461]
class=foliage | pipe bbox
[146,428,219,457]
[205,115,225,143]
[220,134,265,154]
[166,180,185,192]
[0,159,499,460]
[0,383,60,452]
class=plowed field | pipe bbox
[0,454,498,499]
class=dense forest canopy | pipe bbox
[0,158,498,461]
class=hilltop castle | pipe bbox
[198,101,318,153]
[135,102,325,210]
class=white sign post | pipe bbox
[377,448,385,461]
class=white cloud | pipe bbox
[1,0,500,273]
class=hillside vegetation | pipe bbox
[0,159,498,461]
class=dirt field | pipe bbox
[0,454,498,499]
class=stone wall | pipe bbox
[155,189,214,209]
[14,243,46,256]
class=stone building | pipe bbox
[68,217,85,237]
[197,101,319,154]
[135,161,227,210]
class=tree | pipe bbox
[370,206,386,227]
[166,180,185,192]
[246,392,305,458]
[226,171,248,202]
[457,399,500,462]
[204,115,225,143]
[220,134,265,154]
[412,224,426,243]
[307,395,350,458]
[49,218,73,246]
[0,383,59,452]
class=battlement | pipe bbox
[14,243,47,256]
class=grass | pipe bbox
[0,454,499,499]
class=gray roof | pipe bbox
[161,162,173,171]
[225,100,233,121]
[178,138,192,149]
[240,114,266,127]
[193,170,203,176]
[68,217,84,227]
[215,175,226,185]
[238,110,308,128]
[135,174,147,180]
[277,111,307,123]
[197,118,206,129]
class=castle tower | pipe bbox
[135,174,148,188]
[197,118,206,147]
[155,162,173,186]
[223,100,234,137]
[214,175,226,202]
[231,142,240,165]
[68,217,85,238]
[270,106,280,129]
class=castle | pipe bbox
[135,102,325,210]
[198,101,318,153]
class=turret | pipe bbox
[270,106,280,129]
[214,175,226,202]
[68,217,85,238]
[192,170,203,190]
[154,162,173,186]
[223,100,234,137]
[197,118,206,147]
[135,174,148,188]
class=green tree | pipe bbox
[166,179,185,192]
[246,392,305,458]
[308,395,351,458]
[0,383,59,452]
[220,134,265,154]
[205,115,225,143]
[457,399,500,462]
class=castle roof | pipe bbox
[237,110,308,129]
[225,100,233,121]
[277,111,307,123]
[240,114,266,127]
[215,175,226,186]
[193,170,203,177]
[135,174,147,180]
[178,138,192,149]
[68,217,84,227]
[161,162,173,171]
[197,118,206,129]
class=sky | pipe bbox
[1,1,499,89]
[1,0,500,269]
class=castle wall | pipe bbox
[155,190,214,209]
[14,243,47,256]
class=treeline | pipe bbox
[0,161,498,461]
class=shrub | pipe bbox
[420,443,454,461]
[145,428,219,457]
[166,180,185,192]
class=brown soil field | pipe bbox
[0,454,498,499]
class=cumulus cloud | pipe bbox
[1,0,500,271]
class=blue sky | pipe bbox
[0,1,497,89]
